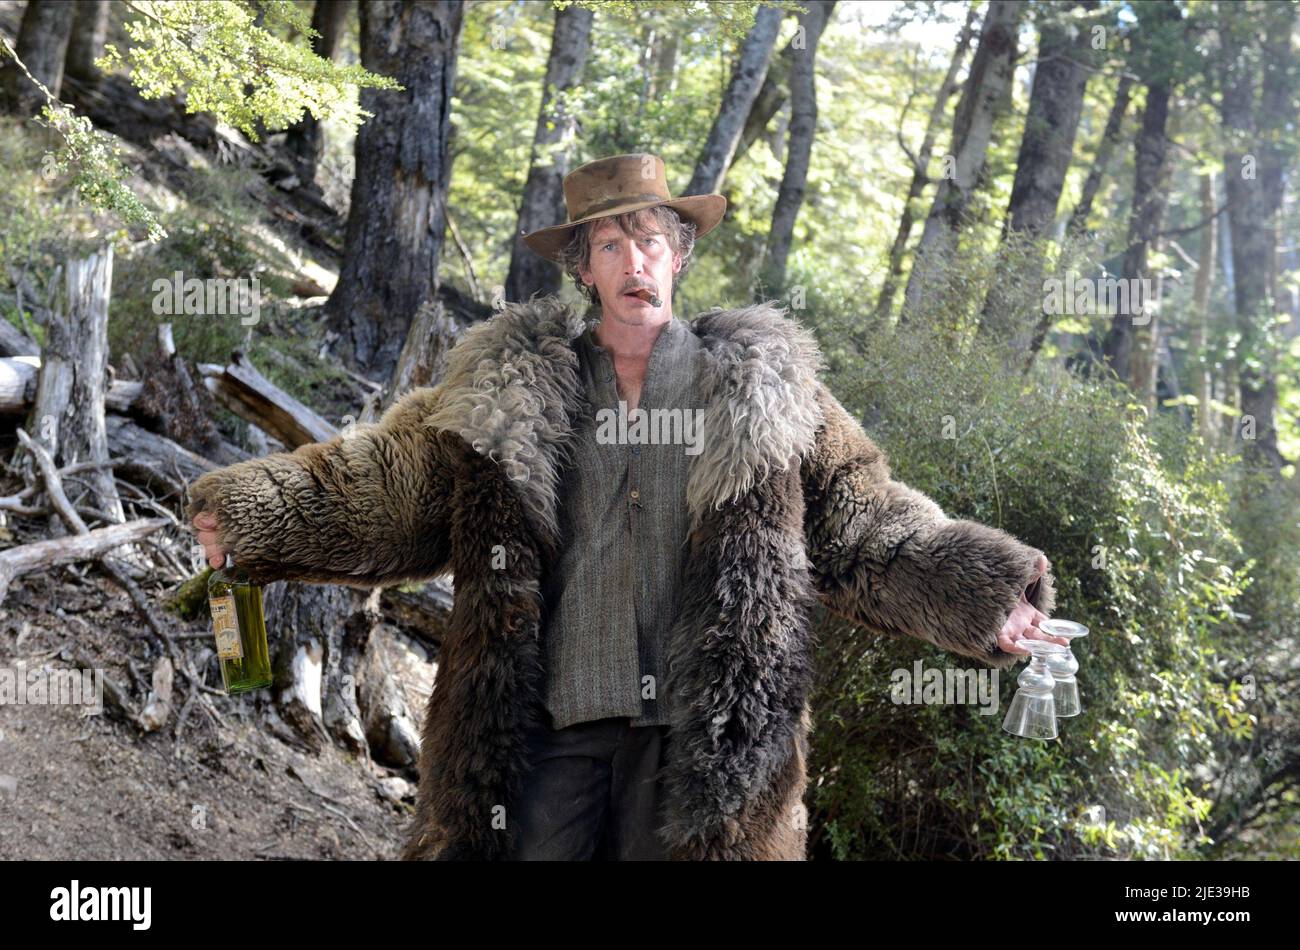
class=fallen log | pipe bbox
[29,246,122,520]
[106,415,216,486]
[0,355,40,413]
[197,351,338,449]
[4,361,137,415]
[377,578,454,653]
[0,314,38,357]
[0,518,168,606]
[0,357,142,415]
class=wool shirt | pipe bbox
[539,314,708,728]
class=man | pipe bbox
[189,153,1061,861]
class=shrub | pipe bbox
[801,305,1249,860]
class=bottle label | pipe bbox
[209,594,243,660]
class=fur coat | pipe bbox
[185,294,1056,861]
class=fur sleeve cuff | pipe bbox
[802,384,1056,670]
[895,518,1055,669]
[187,455,312,584]
[186,387,458,587]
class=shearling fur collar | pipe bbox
[425,294,826,544]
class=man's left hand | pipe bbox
[996,554,1066,657]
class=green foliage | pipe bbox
[0,36,165,240]
[0,113,339,424]
[37,102,166,241]
[801,290,1250,859]
[1,0,397,241]
[100,0,401,140]
[558,0,810,45]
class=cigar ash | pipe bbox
[629,288,663,306]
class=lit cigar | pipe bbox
[630,288,663,307]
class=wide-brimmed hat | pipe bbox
[521,153,727,263]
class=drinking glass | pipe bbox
[1002,639,1068,739]
[1040,618,1089,717]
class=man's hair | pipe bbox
[557,205,698,308]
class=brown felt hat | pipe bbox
[521,153,727,263]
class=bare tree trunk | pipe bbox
[1067,73,1134,235]
[1217,1,1294,475]
[325,0,465,380]
[731,42,790,172]
[383,300,465,413]
[759,0,836,294]
[648,28,679,101]
[685,4,785,198]
[635,23,656,117]
[1023,69,1134,368]
[128,323,228,460]
[262,580,363,753]
[64,0,109,83]
[286,0,350,186]
[1191,172,1217,448]
[503,2,593,304]
[979,1,1094,348]
[899,0,1023,323]
[1102,0,1181,383]
[2,0,77,112]
[872,4,978,327]
[28,246,122,524]
[1131,233,1167,413]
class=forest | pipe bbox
[0,0,1296,862]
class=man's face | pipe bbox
[578,216,681,323]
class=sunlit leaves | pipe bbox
[100,1,401,140]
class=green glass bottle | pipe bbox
[207,553,273,694]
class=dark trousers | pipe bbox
[508,713,671,860]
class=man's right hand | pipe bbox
[192,511,229,569]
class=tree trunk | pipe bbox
[1102,0,1181,383]
[325,0,465,380]
[503,2,593,304]
[731,41,790,172]
[1131,232,1168,413]
[285,0,350,186]
[871,3,979,327]
[1217,1,1294,475]
[28,246,122,524]
[383,299,465,412]
[685,4,785,198]
[64,0,110,83]
[2,0,77,113]
[1024,69,1135,368]
[979,0,1094,347]
[635,23,656,117]
[648,28,679,101]
[1190,172,1217,448]
[262,579,367,754]
[899,0,1023,323]
[1067,73,1134,235]
[759,0,835,294]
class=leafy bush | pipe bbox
[801,299,1250,860]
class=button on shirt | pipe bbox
[539,316,707,729]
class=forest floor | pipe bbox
[0,569,431,861]
[0,0,436,858]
